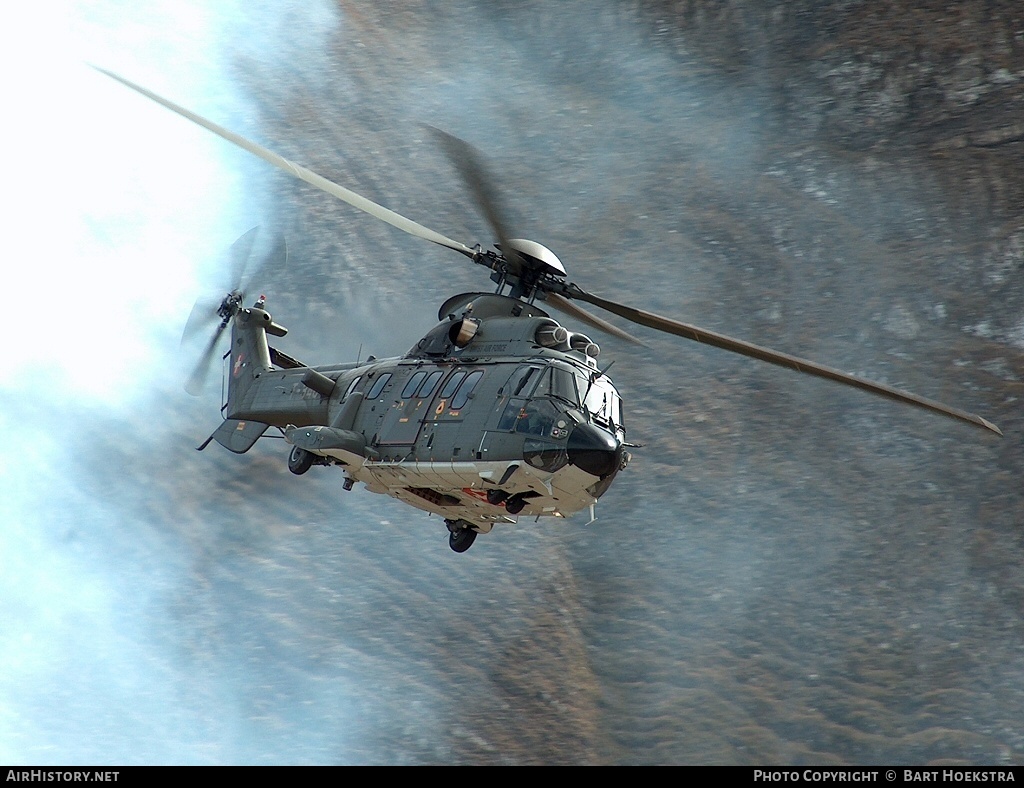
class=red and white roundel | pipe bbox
[233,352,245,377]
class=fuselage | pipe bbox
[226,293,628,527]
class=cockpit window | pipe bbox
[532,365,579,405]
[503,366,540,397]
[514,399,558,436]
[582,375,622,428]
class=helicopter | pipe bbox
[97,67,1002,553]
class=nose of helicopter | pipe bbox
[566,422,622,478]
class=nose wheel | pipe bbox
[446,519,478,553]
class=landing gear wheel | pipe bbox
[288,445,314,475]
[505,494,527,515]
[449,527,477,553]
[486,489,509,506]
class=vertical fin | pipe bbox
[225,306,275,419]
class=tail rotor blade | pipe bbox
[185,323,227,396]
[181,228,285,396]
[181,296,222,345]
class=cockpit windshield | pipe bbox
[581,374,622,429]
[497,362,621,433]
[532,363,580,406]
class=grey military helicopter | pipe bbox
[99,68,1001,552]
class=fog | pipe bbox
[1,0,333,763]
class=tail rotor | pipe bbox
[180,227,286,395]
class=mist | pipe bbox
[1,0,346,763]
[2,0,1022,765]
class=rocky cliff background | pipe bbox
[10,0,1023,765]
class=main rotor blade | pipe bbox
[228,226,260,293]
[568,286,1001,435]
[94,67,477,259]
[426,125,524,273]
[545,292,645,346]
[239,232,287,302]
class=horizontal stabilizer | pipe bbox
[210,419,270,454]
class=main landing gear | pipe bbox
[446,519,478,553]
[288,446,333,476]
[288,445,314,475]
[484,488,528,515]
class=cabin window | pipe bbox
[416,370,444,398]
[450,370,484,410]
[366,373,392,400]
[402,371,427,399]
[439,370,467,400]
[342,375,361,401]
